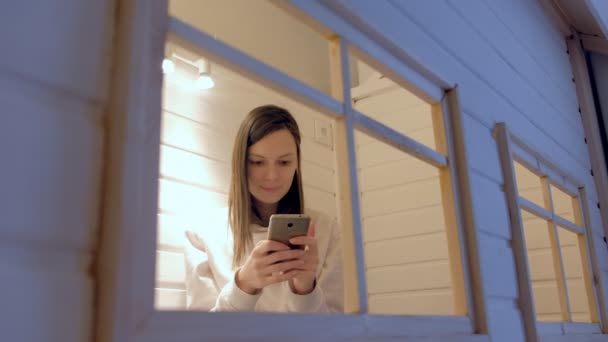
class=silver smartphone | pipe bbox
[267,214,311,249]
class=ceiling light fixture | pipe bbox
[162,45,175,74]
[195,58,215,90]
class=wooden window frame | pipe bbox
[495,123,607,340]
[97,0,487,340]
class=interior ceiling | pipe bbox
[554,0,607,38]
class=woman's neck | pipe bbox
[254,200,278,226]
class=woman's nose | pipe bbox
[264,165,279,180]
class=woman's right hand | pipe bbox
[235,240,306,294]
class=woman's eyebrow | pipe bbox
[248,153,295,158]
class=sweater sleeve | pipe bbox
[184,229,261,311]
[285,217,344,313]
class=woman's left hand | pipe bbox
[288,223,319,294]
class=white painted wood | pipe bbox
[582,35,608,55]
[468,170,512,240]
[169,0,333,94]
[303,185,337,219]
[450,0,582,134]
[156,250,186,286]
[0,94,103,251]
[585,0,608,38]
[364,233,448,268]
[156,213,186,252]
[95,0,608,340]
[369,291,454,316]
[95,1,167,341]
[0,1,112,103]
[0,4,110,342]
[476,232,518,299]
[155,288,186,310]
[169,17,343,120]
[357,156,438,192]
[388,0,588,166]
[336,38,369,313]
[461,112,502,183]
[485,297,526,342]
[321,0,596,193]
[159,144,230,191]
[366,261,451,294]
[355,112,447,168]
[362,205,445,243]
[494,123,539,341]
[360,178,442,218]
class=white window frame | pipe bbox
[97,0,488,340]
[494,123,608,340]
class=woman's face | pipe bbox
[247,129,298,206]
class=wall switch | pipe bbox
[314,119,333,149]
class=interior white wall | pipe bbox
[168,0,331,94]
[155,60,337,309]
[351,75,458,315]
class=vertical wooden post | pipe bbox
[573,190,601,324]
[494,123,538,342]
[328,36,368,313]
[541,178,572,322]
[431,98,467,316]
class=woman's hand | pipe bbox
[287,223,319,295]
[235,240,305,294]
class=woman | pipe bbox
[184,104,343,313]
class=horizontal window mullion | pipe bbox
[519,196,553,222]
[353,110,448,168]
[554,215,585,235]
[168,17,344,120]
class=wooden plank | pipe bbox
[581,34,608,55]
[156,213,186,252]
[368,290,453,315]
[554,215,585,235]
[366,261,451,294]
[364,233,449,268]
[361,205,445,243]
[354,111,447,167]
[520,196,553,222]
[573,191,601,323]
[355,128,438,167]
[440,88,487,331]
[360,178,442,218]
[494,123,539,341]
[95,1,167,341]
[357,155,438,192]
[155,250,185,286]
[541,177,572,321]
[155,288,186,310]
[433,97,467,315]
[328,37,366,313]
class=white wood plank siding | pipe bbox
[0,1,112,341]
[155,60,338,309]
[303,0,608,340]
[351,78,456,315]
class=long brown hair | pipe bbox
[228,105,304,267]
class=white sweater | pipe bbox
[184,208,344,313]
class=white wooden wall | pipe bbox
[352,77,456,315]
[0,2,112,342]
[155,61,338,309]
[311,0,608,340]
